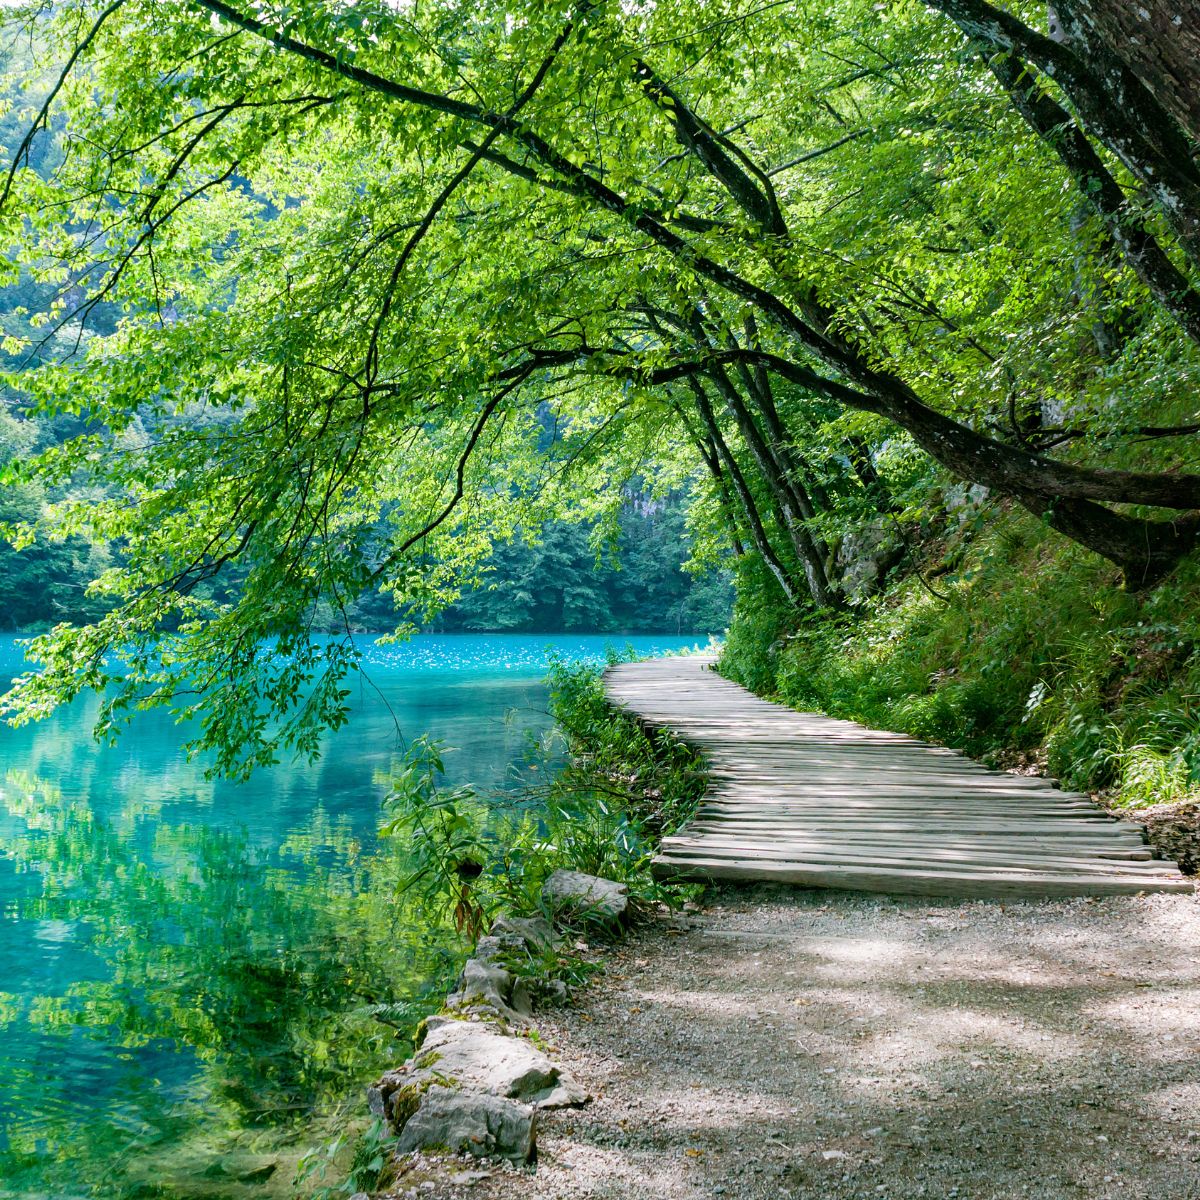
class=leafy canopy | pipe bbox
[0,0,1197,772]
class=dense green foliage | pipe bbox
[379,651,705,936]
[0,31,727,638]
[0,475,731,634]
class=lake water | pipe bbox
[0,633,704,1199]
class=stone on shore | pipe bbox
[541,869,629,930]
[369,1017,586,1128]
[395,1087,536,1164]
[490,914,557,953]
[445,951,531,1022]
[429,1018,586,1106]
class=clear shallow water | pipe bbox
[0,633,703,1199]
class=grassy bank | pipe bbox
[722,507,1200,818]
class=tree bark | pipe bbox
[739,313,836,517]
[1023,497,1200,590]
[697,349,1200,586]
[725,347,1200,510]
[924,0,1200,272]
[1057,0,1200,145]
[987,49,1200,346]
[855,380,1198,586]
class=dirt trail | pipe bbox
[459,885,1200,1200]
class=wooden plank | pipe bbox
[665,837,1156,863]
[653,853,1179,885]
[701,782,1094,796]
[703,761,1068,778]
[693,796,1129,818]
[682,826,1149,852]
[700,802,1108,819]
[658,836,1176,875]
[650,854,1196,897]
[663,828,1155,854]
[696,793,1101,810]
[693,801,1133,819]
[704,760,1060,773]
[689,814,1141,836]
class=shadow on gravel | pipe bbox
[476,884,1200,1200]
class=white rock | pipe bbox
[369,1018,586,1127]
[542,869,629,929]
[419,1019,587,1107]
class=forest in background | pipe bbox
[0,456,734,634]
[0,49,730,637]
[0,0,1197,804]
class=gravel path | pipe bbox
[412,884,1200,1200]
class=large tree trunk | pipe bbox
[733,349,1198,585]
[1057,0,1200,145]
[987,49,1200,347]
[872,384,1199,587]
[924,0,1200,272]
[1023,497,1200,590]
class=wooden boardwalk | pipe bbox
[604,655,1192,898]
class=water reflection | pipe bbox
[0,633,702,1198]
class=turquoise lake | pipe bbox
[0,633,704,1199]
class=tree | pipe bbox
[0,0,1197,770]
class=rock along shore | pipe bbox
[364,869,630,1187]
[372,882,1200,1200]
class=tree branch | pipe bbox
[0,0,127,210]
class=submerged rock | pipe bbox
[395,1086,536,1163]
[541,869,629,930]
